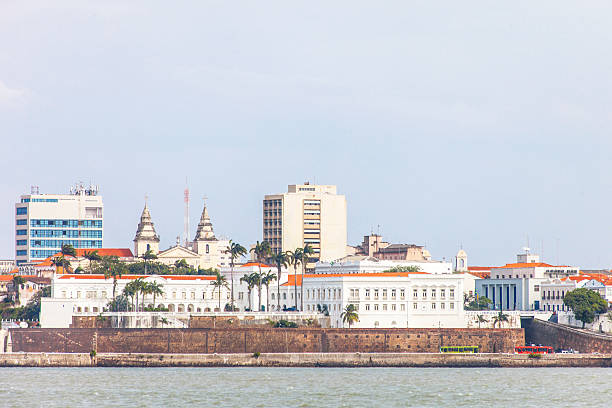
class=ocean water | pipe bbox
[0,367,610,407]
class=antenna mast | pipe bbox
[184,179,190,247]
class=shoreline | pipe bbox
[1,352,611,368]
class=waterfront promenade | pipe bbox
[1,352,610,368]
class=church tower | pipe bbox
[193,202,218,255]
[133,202,160,257]
[455,248,468,272]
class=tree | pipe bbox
[11,275,26,305]
[286,248,303,310]
[122,281,137,311]
[252,272,263,312]
[101,256,127,307]
[563,288,608,328]
[269,251,289,312]
[465,296,492,311]
[300,244,315,311]
[341,304,359,328]
[492,311,509,328]
[51,255,72,274]
[240,273,257,311]
[224,240,247,310]
[383,265,421,273]
[261,271,277,312]
[142,249,158,274]
[61,244,77,258]
[82,250,102,273]
[148,281,164,309]
[476,314,488,329]
[210,272,229,311]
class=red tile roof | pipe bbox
[281,271,428,286]
[75,248,133,258]
[241,262,273,268]
[468,266,492,271]
[0,275,15,282]
[466,271,490,279]
[494,262,556,268]
[57,274,215,281]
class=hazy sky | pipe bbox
[1,1,611,268]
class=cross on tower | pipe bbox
[202,195,208,207]
[144,194,149,205]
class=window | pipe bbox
[102,291,107,298]
[374,289,379,300]
[431,302,436,310]
[382,304,387,311]
[534,285,540,292]
[391,304,396,311]
[16,240,27,246]
[16,207,27,215]
[191,292,195,299]
[365,289,370,299]
[449,289,455,299]
[16,219,27,225]
[441,302,445,310]
[450,303,454,310]
[382,289,387,300]
[16,250,26,256]
[413,289,418,298]
[365,304,370,311]
[16,229,27,236]
[374,304,379,311]
[440,289,445,299]
[76,291,81,298]
[413,303,418,310]
[422,289,427,299]
[182,292,187,299]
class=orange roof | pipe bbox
[241,262,272,268]
[281,271,428,286]
[75,248,133,258]
[0,275,15,282]
[57,274,215,281]
[468,266,492,271]
[466,271,490,279]
[494,262,556,268]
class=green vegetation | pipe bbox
[563,288,608,328]
[210,272,229,311]
[251,241,272,311]
[273,319,298,328]
[261,271,277,312]
[287,248,304,311]
[252,351,261,358]
[82,250,101,272]
[268,251,289,312]
[528,353,542,359]
[225,240,247,310]
[476,314,488,328]
[492,311,510,328]
[341,304,359,328]
[464,295,492,311]
[1,285,51,321]
[383,265,421,273]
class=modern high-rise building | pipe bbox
[15,184,104,265]
[263,183,347,267]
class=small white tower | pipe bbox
[455,248,468,272]
[133,202,160,257]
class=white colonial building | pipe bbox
[314,255,453,275]
[41,274,232,327]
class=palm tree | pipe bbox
[103,258,126,307]
[51,255,72,274]
[286,249,303,310]
[240,273,257,311]
[341,304,359,328]
[476,314,488,329]
[492,311,510,328]
[142,249,158,274]
[123,281,137,311]
[300,244,315,311]
[61,244,77,258]
[251,272,263,312]
[149,281,164,309]
[224,240,247,310]
[261,271,277,312]
[210,272,229,311]
[269,251,289,312]
[11,275,26,305]
[82,250,101,273]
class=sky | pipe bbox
[1,1,611,268]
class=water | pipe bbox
[0,367,610,407]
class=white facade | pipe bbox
[41,274,232,327]
[15,184,104,265]
[277,273,465,328]
[315,255,453,275]
[0,260,15,274]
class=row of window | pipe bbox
[16,219,27,225]
[16,207,27,215]
[30,239,103,248]
[31,243,102,257]
[263,210,281,217]
[304,210,320,215]
[20,198,58,203]
[30,229,102,238]
[61,289,230,301]
[16,229,27,236]
[263,220,282,227]
[16,250,26,256]
[263,200,282,207]
[264,228,282,236]
[30,219,103,228]
[16,240,27,246]
[343,288,456,301]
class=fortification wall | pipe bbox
[8,328,523,354]
[524,318,612,353]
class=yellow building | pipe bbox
[263,183,347,267]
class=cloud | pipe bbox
[0,80,28,109]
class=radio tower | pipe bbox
[184,179,190,248]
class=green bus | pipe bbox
[440,346,479,353]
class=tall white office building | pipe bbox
[15,184,104,265]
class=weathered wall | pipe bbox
[524,318,612,353]
[8,328,523,354]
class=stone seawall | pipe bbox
[1,352,610,368]
[524,319,612,353]
[8,327,524,354]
